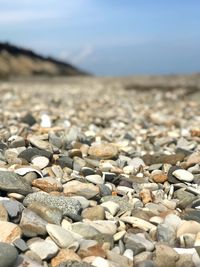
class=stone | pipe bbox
[57,156,73,169]
[163,214,182,230]
[78,239,106,258]
[151,170,168,183]
[2,199,24,221]
[172,169,194,182]
[86,220,117,235]
[154,243,179,267]
[88,143,118,159]
[32,177,63,192]
[134,251,153,265]
[123,233,146,255]
[18,147,52,162]
[63,180,99,199]
[91,257,109,267]
[23,192,82,220]
[106,250,133,267]
[85,174,104,185]
[186,152,200,167]
[20,208,47,237]
[46,224,76,248]
[177,221,200,237]
[81,206,105,220]
[28,237,58,260]
[121,216,156,232]
[0,171,32,195]
[13,238,29,252]
[51,249,81,267]
[156,223,176,246]
[69,222,100,239]
[28,202,63,225]
[0,242,18,267]
[0,221,22,243]
[101,195,133,213]
[21,112,37,126]
[0,202,8,221]
[140,189,153,204]
[13,255,43,267]
[101,201,120,216]
[31,156,49,169]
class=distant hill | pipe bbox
[0,42,88,78]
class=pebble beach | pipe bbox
[0,75,200,267]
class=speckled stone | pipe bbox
[23,192,82,220]
[0,242,18,267]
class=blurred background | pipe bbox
[0,0,200,76]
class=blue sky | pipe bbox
[0,0,200,75]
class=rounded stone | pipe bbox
[172,169,194,182]
[88,143,118,159]
[0,242,18,267]
[81,205,105,220]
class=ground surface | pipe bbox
[0,76,200,267]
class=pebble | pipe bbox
[81,206,105,220]
[31,156,49,169]
[20,208,47,237]
[0,171,33,195]
[0,202,8,221]
[101,201,120,216]
[0,242,18,267]
[46,224,76,248]
[177,221,200,237]
[172,169,194,182]
[51,249,81,267]
[31,177,63,192]
[0,221,22,243]
[88,143,118,159]
[63,180,99,199]
[23,192,82,220]
[28,237,58,260]
[85,174,104,185]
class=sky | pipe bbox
[0,0,200,76]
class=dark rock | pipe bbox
[57,156,73,169]
[21,113,37,126]
[0,171,33,195]
[18,147,52,162]
[13,238,29,252]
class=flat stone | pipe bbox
[186,152,200,167]
[23,192,82,220]
[29,136,52,151]
[0,242,18,267]
[20,208,47,237]
[121,216,156,232]
[172,169,194,182]
[31,156,49,169]
[85,174,104,185]
[81,206,105,220]
[63,180,99,199]
[101,201,120,216]
[13,238,29,252]
[0,171,33,195]
[86,220,117,235]
[28,202,62,225]
[88,143,118,159]
[46,224,76,248]
[70,222,100,239]
[32,177,63,192]
[91,257,109,267]
[123,233,146,255]
[182,209,200,223]
[28,237,58,260]
[0,221,22,243]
